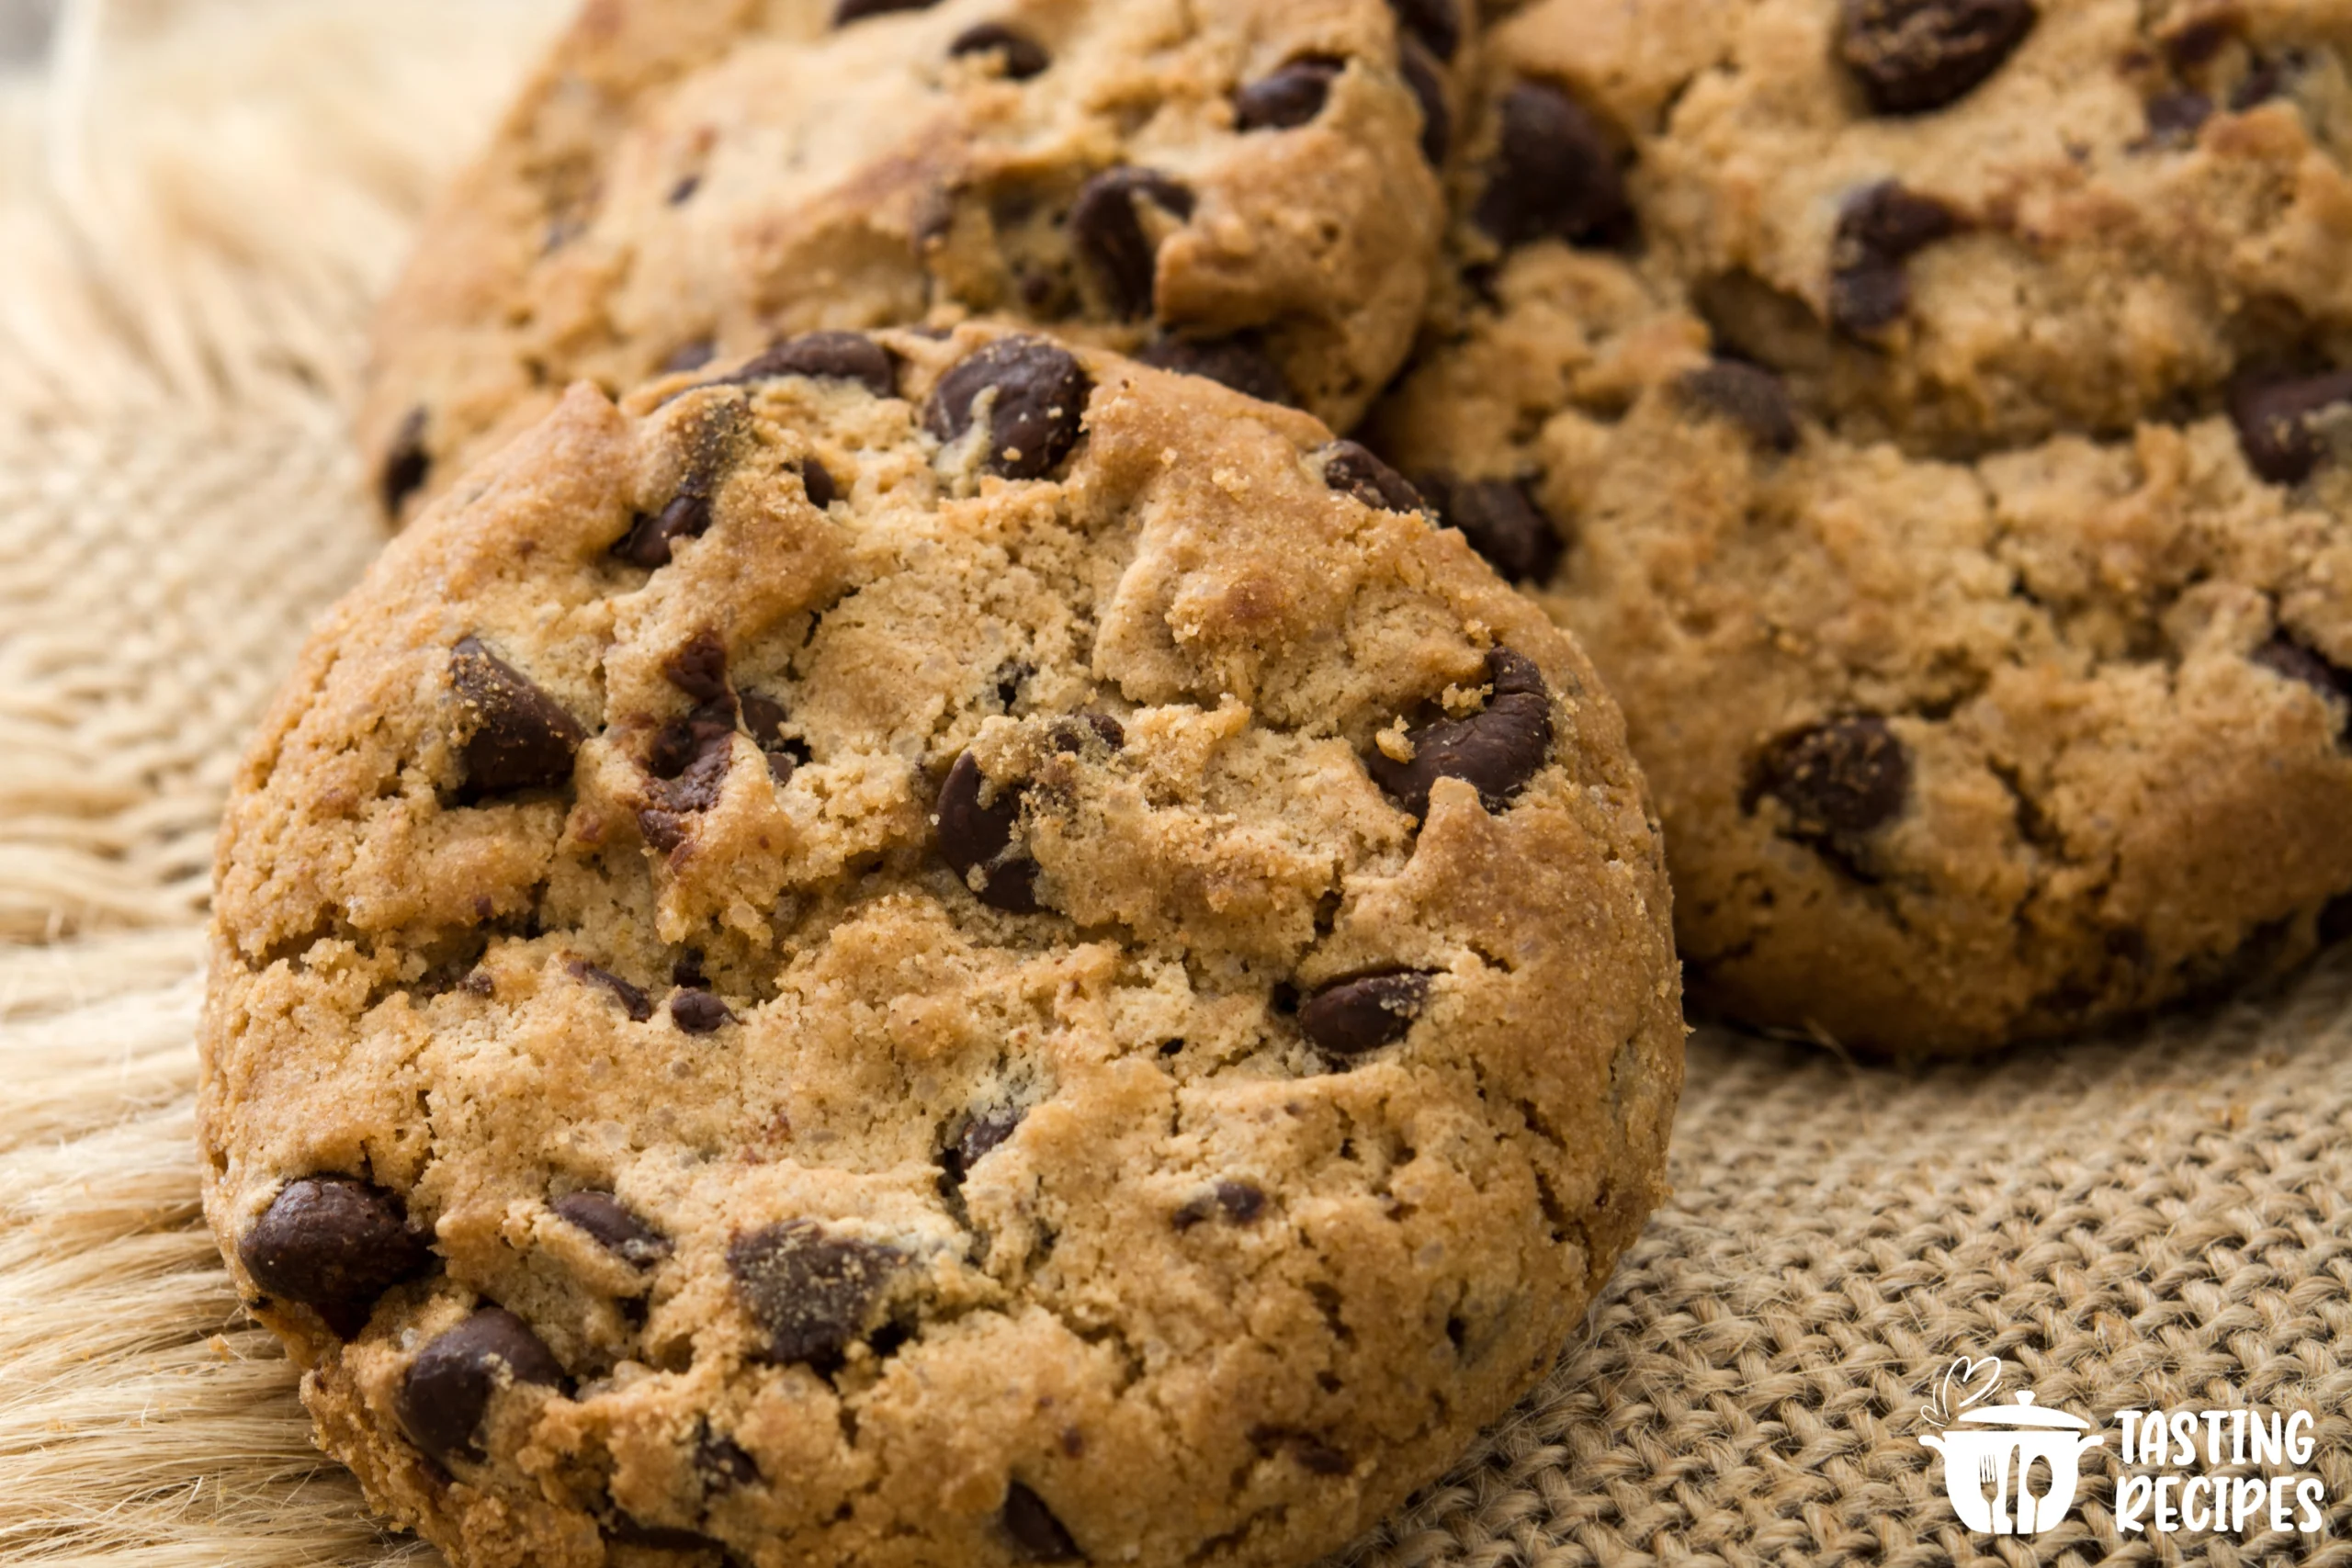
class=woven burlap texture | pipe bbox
[1,5,2346,1565]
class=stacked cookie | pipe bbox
[1374,0,2352,1052]
[203,4,1685,1568]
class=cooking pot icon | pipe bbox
[1919,1392,2104,1535]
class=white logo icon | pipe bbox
[1917,1359,2103,1536]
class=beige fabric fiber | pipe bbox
[0,5,2346,1565]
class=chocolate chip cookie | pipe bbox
[360,0,1465,526]
[1366,0,2352,1053]
[1546,0,2352,454]
[207,324,1682,1566]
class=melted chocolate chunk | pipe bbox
[1747,716,1913,837]
[2229,369,2352,484]
[1317,441,1425,513]
[1418,473,1563,583]
[1235,56,1343,132]
[2143,87,2213,141]
[1301,971,1435,1055]
[1840,0,2037,115]
[949,22,1050,79]
[380,407,431,519]
[394,1307,565,1467]
[1069,167,1195,319]
[729,332,897,398]
[924,336,1092,480]
[569,960,654,1022]
[1473,83,1627,249]
[1400,37,1452,164]
[671,988,737,1034]
[613,492,710,570]
[2254,635,2352,739]
[727,1221,904,1367]
[1173,1179,1267,1229]
[1828,181,1959,333]
[239,1178,432,1338]
[1366,648,1555,817]
[935,750,1042,913]
[552,1191,670,1267]
[450,637,586,799]
[1001,1483,1081,1562]
[832,0,936,23]
[1387,0,1461,62]
[1137,334,1294,405]
[1677,360,1802,452]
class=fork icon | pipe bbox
[1980,1453,2012,1534]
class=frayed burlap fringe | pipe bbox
[1,5,2347,1566]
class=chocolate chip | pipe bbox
[1317,440,1424,513]
[394,1308,566,1467]
[924,336,1092,480]
[936,750,1043,913]
[1001,1483,1081,1562]
[949,22,1049,79]
[1399,38,1452,164]
[662,338,718,374]
[2165,15,2233,67]
[647,739,730,815]
[1828,181,1958,334]
[729,332,897,398]
[668,174,701,206]
[1300,971,1434,1055]
[1047,713,1125,753]
[833,0,936,23]
[1069,167,1195,319]
[613,492,709,570]
[695,1426,761,1490]
[940,1104,1024,1193]
[650,707,735,780]
[1747,716,1912,836]
[1840,0,2035,114]
[1174,1179,1267,1228]
[450,637,586,798]
[1418,474,1563,584]
[671,988,736,1033]
[1235,56,1343,132]
[801,457,839,511]
[1387,0,1460,62]
[2229,369,2352,484]
[239,1178,432,1338]
[2143,87,2213,141]
[2254,635,2352,737]
[1677,360,1802,452]
[662,631,729,705]
[1472,83,1626,249]
[552,1191,670,1267]
[2229,53,2294,110]
[727,1221,904,1367]
[1137,334,1293,404]
[740,690,810,784]
[380,407,431,518]
[569,960,655,1022]
[1366,647,1555,816]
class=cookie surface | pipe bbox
[1561,0,2352,453]
[360,0,1464,525]
[207,325,1681,1567]
[1368,0,2352,1053]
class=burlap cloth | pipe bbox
[1,5,2346,1565]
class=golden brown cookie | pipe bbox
[207,324,1682,1567]
[360,0,1468,525]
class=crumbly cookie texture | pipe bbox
[1373,242,2352,1052]
[1492,0,2352,455]
[207,325,1681,1568]
[361,0,1465,525]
